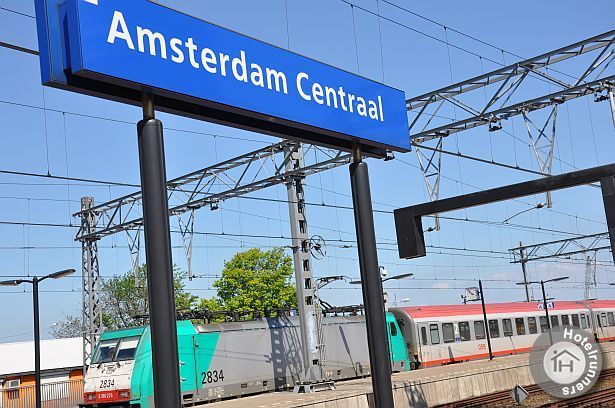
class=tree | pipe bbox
[200,248,297,317]
[52,264,198,336]
[50,314,83,339]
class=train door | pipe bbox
[177,334,198,398]
[416,323,430,365]
[417,322,442,365]
[595,311,609,341]
[386,317,411,371]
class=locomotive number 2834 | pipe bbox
[201,370,224,384]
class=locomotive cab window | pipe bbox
[421,326,428,346]
[459,322,471,341]
[515,318,526,335]
[442,323,455,343]
[488,320,500,338]
[528,317,537,334]
[602,313,608,328]
[572,314,580,328]
[474,321,485,340]
[92,339,119,364]
[502,319,513,337]
[430,324,440,344]
[116,337,140,361]
[389,322,398,337]
[608,312,615,327]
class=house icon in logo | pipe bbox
[551,349,581,373]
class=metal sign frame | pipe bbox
[34,0,410,156]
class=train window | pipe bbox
[502,319,513,337]
[561,315,570,326]
[92,339,119,364]
[430,324,440,344]
[442,323,455,343]
[538,316,549,333]
[550,316,559,330]
[420,327,428,346]
[580,314,588,329]
[602,313,608,328]
[515,318,526,335]
[539,316,549,333]
[528,317,537,334]
[597,316,602,328]
[571,314,580,328]
[488,320,500,338]
[389,322,398,337]
[459,322,471,341]
[116,337,140,361]
[608,312,615,326]
[474,321,485,340]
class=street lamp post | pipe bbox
[517,276,568,345]
[0,269,75,408]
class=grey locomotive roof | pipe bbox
[195,315,365,333]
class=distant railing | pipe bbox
[0,379,84,408]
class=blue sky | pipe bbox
[0,0,613,342]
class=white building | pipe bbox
[0,337,83,407]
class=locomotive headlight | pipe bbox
[119,390,131,399]
[84,392,96,401]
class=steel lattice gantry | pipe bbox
[408,30,615,142]
[509,232,611,264]
[409,30,615,228]
[509,232,612,301]
[75,140,352,378]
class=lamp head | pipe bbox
[49,269,76,280]
[0,280,24,286]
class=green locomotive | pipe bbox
[81,313,411,407]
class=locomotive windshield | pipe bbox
[92,336,140,364]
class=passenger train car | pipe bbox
[390,300,615,368]
[80,313,410,407]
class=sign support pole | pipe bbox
[349,144,394,408]
[138,93,182,407]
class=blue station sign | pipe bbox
[35,0,410,154]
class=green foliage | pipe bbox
[54,248,297,331]
[54,265,198,332]
[207,248,297,315]
[198,297,225,323]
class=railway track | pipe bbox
[543,386,615,407]
[436,368,615,407]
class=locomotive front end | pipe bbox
[81,330,143,407]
